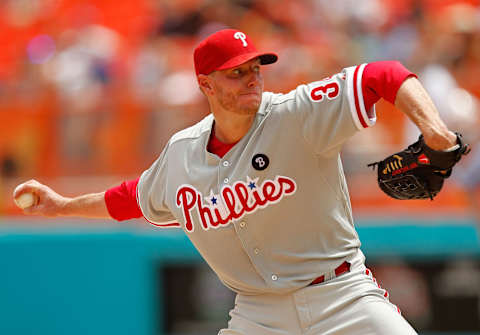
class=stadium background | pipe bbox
[0,0,479,334]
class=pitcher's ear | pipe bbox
[198,74,214,95]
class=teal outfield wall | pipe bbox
[0,218,479,335]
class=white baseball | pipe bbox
[14,192,37,209]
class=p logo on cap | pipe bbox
[233,32,248,47]
[194,29,278,76]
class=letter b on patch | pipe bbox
[252,153,269,170]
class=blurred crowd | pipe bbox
[1,0,480,215]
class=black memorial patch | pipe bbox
[252,153,269,171]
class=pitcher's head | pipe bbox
[194,29,278,115]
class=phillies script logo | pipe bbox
[176,175,297,232]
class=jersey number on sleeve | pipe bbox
[310,82,340,102]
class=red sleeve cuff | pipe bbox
[362,61,417,111]
[105,177,143,221]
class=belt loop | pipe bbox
[309,261,351,286]
[324,269,336,282]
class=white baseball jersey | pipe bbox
[137,64,376,295]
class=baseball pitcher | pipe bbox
[14,29,469,334]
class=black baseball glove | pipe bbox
[368,133,470,200]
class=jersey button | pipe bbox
[223,178,229,184]
[271,275,278,281]
[239,221,246,228]
[222,161,229,167]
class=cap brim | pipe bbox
[216,52,278,71]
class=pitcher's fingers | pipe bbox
[13,180,41,198]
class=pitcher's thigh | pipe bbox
[311,296,418,335]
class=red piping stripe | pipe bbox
[353,66,368,128]
[143,217,181,228]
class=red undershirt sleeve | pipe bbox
[105,177,143,221]
[362,60,417,112]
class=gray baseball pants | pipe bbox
[219,251,417,335]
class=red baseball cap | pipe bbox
[194,29,278,76]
